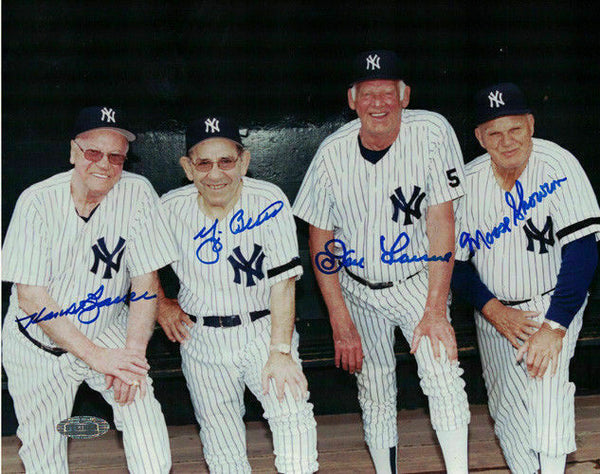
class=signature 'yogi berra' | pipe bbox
[293,50,470,473]
[452,83,600,473]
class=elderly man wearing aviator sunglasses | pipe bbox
[157,116,318,473]
[2,106,176,473]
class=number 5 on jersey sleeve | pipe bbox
[446,168,461,188]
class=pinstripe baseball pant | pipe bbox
[1,311,171,474]
[475,293,584,473]
[340,270,471,450]
[181,315,318,474]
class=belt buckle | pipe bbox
[219,316,224,328]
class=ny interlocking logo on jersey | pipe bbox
[205,118,220,133]
[90,237,126,279]
[487,90,505,108]
[523,216,555,254]
[366,54,381,70]
[100,107,116,123]
[228,244,266,287]
[390,185,426,225]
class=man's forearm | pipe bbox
[426,201,455,310]
[126,271,160,353]
[269,277,296,346]
[17,283,100,364]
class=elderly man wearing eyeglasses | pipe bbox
[157,116,318,474]
[1,106,176,473]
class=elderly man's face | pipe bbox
[70,129,128,198]
[475,114,535,173]
[348,79,407,144]
[182,137,249,212]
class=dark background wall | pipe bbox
[3,1,600,435]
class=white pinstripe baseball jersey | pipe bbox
[161,177,303,316]
[455,138,600,301]
[293,111,465,282]
[2,169,177,346]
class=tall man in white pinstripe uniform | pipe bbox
[452,83,600,473]
[293,50,471,473]
[157,116,318,473]
[2,106,175,473]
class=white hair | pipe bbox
[351,80,406,102]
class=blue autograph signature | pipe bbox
[315,239,365,274]
[230,201,283,234]
[194,219,223,264]
[16,285,157,329]
[194,201,284,264]
[380,233,452,265]
[459,177,567,252]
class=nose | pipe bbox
[206,161,224,179]
[96,153,112,169]
[499,133,515,148]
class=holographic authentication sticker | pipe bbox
[56,416,110,439]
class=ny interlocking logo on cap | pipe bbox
[487,91,505,108]
[366,54,381,71]
[100,107,116,123]
[204,118,220,133]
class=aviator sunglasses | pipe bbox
[190,155,240,173]
[74,140,127,166]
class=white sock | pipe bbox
[436,426,469,473]
[368,446,397,474]
[540,453,566,473]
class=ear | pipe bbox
[474,126,485,149]
[179,156,195,182]
[526,114,535,136]
[69,140,76,165]
[400,84,411,108]
[347,87,356,110]
[239,149,251,176]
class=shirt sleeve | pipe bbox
[125,184,178,278]
[427,116,466,206]
[2,189,51,286]
[549,151,600,246]
[451,260,496,311]
[545,235,598,328]
[265,191,303,285]
[292,149,335,230]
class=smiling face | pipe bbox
[475,114,535,173]
[348,79,410,149]
[180,137,250,216]
[70,128,128,200]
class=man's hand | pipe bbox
[105,372,148,406]
[89,347,150,383]
[482,299,540,349]
[261,352,308,402]
[410,308,458,361]
[331,310,364,374]
[157,297,194,343]
[516,323,565,378]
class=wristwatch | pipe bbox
[269,343,292,354]
[544,319,567,332]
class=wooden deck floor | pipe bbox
[2,395,599,473]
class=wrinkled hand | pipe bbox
[331,312,364,374]
[516,324,565,378]
[158,297,194,343]
[483,300,540,349]
[410,308,458,361]
[261,352,308,402]
[105,371,148,406]
[89,347,149,384]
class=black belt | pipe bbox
[16,318,67,357]
[188,309,270,328]
[499,287,555,307]
[344,268,419,290]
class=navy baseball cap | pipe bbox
[350,50,404,87]
[186,116,243,153]
[72,106,135,142]
[475,83,531,126]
